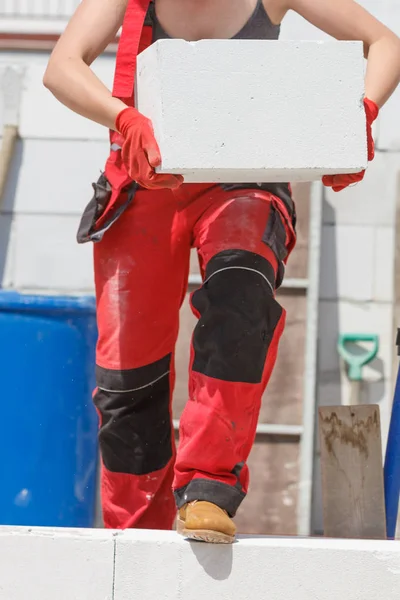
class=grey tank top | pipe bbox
[148,0,281,42]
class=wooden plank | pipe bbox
[319,405,386,539]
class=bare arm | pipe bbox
[43,0,129,130]
[286,0,400,107]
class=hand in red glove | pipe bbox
[322,98,379,192]
[115,107,183,190]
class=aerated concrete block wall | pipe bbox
[0,52,111,294]
[1,527,399,600]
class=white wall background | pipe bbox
[0,52,113,294]
[0,0,399,535]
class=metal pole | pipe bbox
[296,181,323,536]
[384,328,400,539]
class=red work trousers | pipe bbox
[92,182,296,529]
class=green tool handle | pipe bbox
[338,333,379,381]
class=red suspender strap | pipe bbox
[100,0,151,228]
[108,0,151,173]
[112,0,151,100]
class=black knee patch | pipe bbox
[191,250,283,384]
[94,354,173,475]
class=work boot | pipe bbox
[176,500,236,544]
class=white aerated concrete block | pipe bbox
[1,139,107,215]
[318,300,393,383]
[322,152,399,228]
[12,214,94,292]
[0,55,114,140]
[320,224,375,301]
[114,530,400,600]
[0,214,15,288]
[374,226,395,303]
[2,527,400,599]
[137,40,367,183]
[0,527,114,600]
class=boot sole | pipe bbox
[176,517,235,544]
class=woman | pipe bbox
[44,0,400,543]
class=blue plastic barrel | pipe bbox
[0,291,98,527]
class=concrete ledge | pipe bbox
[1,527,400,599]
[137,39,367,183]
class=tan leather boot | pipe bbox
[176,500,236,544]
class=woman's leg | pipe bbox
[174,188,296,540]
[93,187,191,530]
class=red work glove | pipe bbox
[322,97,379,192]
[115,107,183,190]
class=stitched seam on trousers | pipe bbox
[98,370,170,393]
[203,266,274,293]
